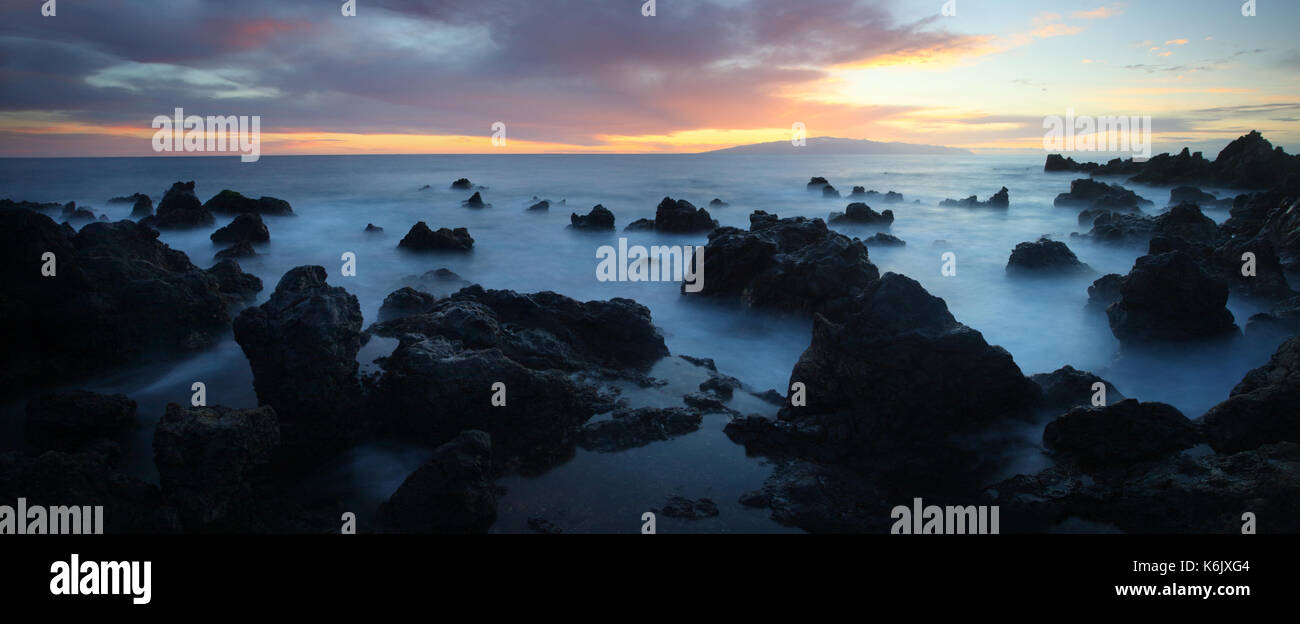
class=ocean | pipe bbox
[0,153,1281,532]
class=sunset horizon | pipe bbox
[3,0,1297,157]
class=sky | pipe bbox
[1,0,1298,156]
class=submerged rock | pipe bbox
[660,496,720,519]
[210,213,270,244]
[1198,335,1300,453]
[1054,178,1151,212]
[639,197,717,233]
[207,258,263,304]
[377,286,438,321]
[578,407,702,452]
[1106,250,1238,343]
[940,187,1009,208]
[398,222,474,251]
[203,189,294,216]
[1042,399,1199,470]
[1006,238,1091,273]
[364,223,384,233]
[450,178,475,190]
[865,232,906,246]
[569,204,615,230]
[141,181,214,229]
[215,240,257,260]
[828,202,894,226]
[1029,365,1125,412]
[461,191,490,208]
[683,211,880,317]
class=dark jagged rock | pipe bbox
[1129,147,1214,186]
[108,193,149,205]
[233,266,364,469]
[806,177,829,189]
[527,200,550,211]
[940,187,1008,208]
[403,267,472,298]
[1006,238,1091,273]
[1030,366,1125,412]
[1074,211,1155,245]
[153,403,279,529]
[644,197,717,233]
[1152,203,1219,246]
[1169,186,1221,206]
[822,185,840,198]
[782,273,1040,448]
[1087,273,1124,309]
[849,186,867,198]
[62,203,97,221]
[367,336,601,472]
[660,496,719,519]
[215,240,257,261]
[1043,399,1199,470]
[700,373,741,399]
[578,407,702,452]
[724,273,1041,528]
[858,190,905,202]
[683,391,733,414]
[461,191,489,208]
[1106,250,1237,343]
[117,194,154,217]
[737,461,889,532]
[0,199,65,213]
[684,211,880,317]
[624,218,655,231]
[371,285,668,373]
[1043,153,1144,176]
[210,213,270,244]
[1198,336,1300,453]
[398,222,474,251]
[378,286,438,321]
[988,441,1300,533]
[203,189,294,216]
[380,430,497,533]
[709,198,729,207]
[0,212,231,398]
[25,391,137,452]
[865,232,905,246]
[140,182,214,229]
[1054,178,1151,212]
[450,178,474,190]
[569,204,615,230]
[364,223,384,233]
[206,258,263,304]
[678,354,716,371]
[828,202,894,226]
[1246,296,1300,336]
[365,286,665,470]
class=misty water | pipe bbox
[0,154,1284,532]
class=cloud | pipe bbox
[1072,4,1124,19]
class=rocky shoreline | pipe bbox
[2,130,1298,533]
